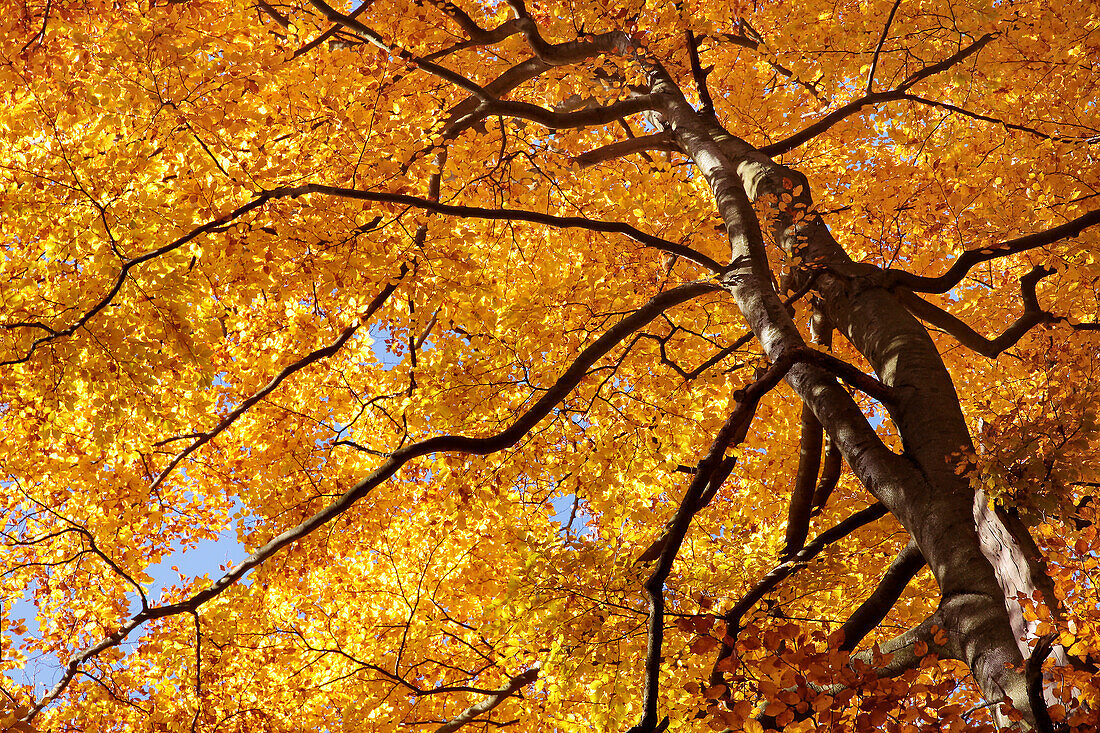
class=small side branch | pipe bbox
[761,33,994,156]
[866,0,903,94]
[434,665,541,733]
[888,208,1100,293]
[149,266,407,493]
[685,29,714,115]
[781,305,832,559]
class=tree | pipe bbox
[1,0,1099,729]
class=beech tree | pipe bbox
[2,0,1099,730]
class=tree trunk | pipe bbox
[651,79,1048,726]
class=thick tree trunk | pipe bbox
[649,77,1047,725]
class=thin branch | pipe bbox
[631,345,894,732]
[897,33,997,91]
[709,502,889,686]
[631,348,813,733]
[714,22,824,102]
[1,191,283,367]
[21,280,717,724]
[761,34,994,156]
[270,183,725,272]
[867,0,903,94]
[434,665,540,733]
[900,93,1099,144]
[19,0,52,52]
[149,265,407,494]
[887,208,1100,293]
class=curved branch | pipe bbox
[888,208,1100,293]
[290,0,372,58]
[435,664,540,733]
[273,183,726,272]
[895,266,1056,358]
[761,33,995,156]
[21,280,717,723]
[149,266,406,494]
[432,2,522,47]
[1,191,284,368]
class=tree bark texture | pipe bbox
[647,70,1048,726]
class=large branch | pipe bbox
[21,280,717,723]
[837,538,926,651]
[895,266,1055,358]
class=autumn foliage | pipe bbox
[1,0,1099,731]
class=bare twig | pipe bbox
[867,0,903,94]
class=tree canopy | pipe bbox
[2,0,1099,730]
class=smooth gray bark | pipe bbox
[641,60,1047,726]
